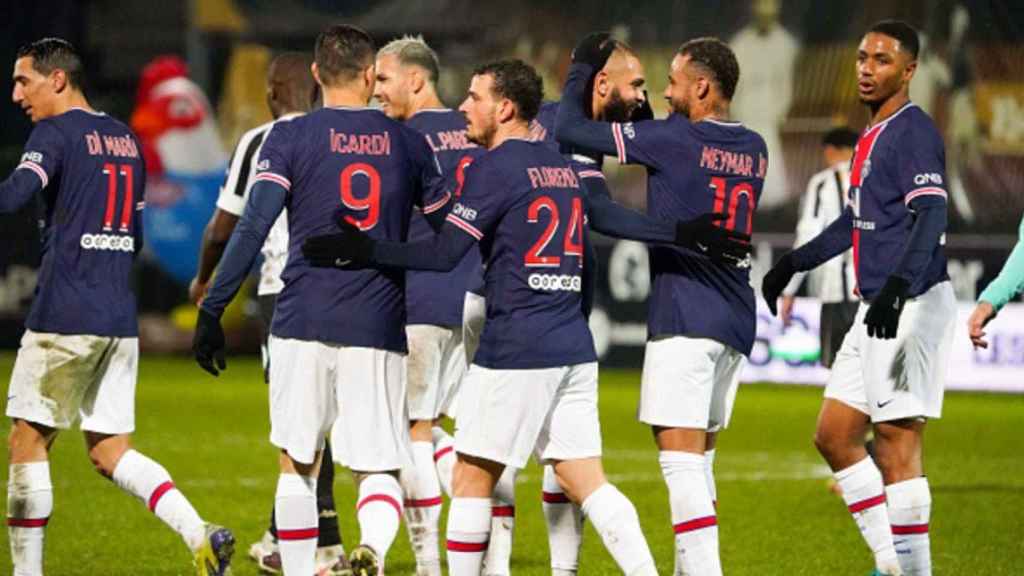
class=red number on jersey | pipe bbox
[563,197,584,267]
[454,155,475,198]
[340,163,381,230]
[102,163,134,232]
[525,195,586,268]
[709,176,755,235]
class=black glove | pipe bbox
[761,252,798,316]
[302,214,376,268]
[674,212,752,264]
[864,275,911,339]
[630,90,654,122]
[572,32,616,120]
[193,308,226,377]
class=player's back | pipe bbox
[23,109,145,337]
[260,107,442,352]
[404,109,484,326]
[453,139,596,368]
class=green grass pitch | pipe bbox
[0,353,1021,575]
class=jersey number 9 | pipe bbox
[340,162,381,230]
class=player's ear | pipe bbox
[410,69,425,94]
[496,98,515,124]
[594,70,610,98]
[51,69,68,94]
[310,63,322,86]
[903,58,917,84]
[696,75,711,101]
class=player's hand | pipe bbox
[674,212,752,264]
[571,32,616,70]
[301,216,376,268]
[864,275,910,340]
[762,252,797,316]
[630,91,655,122]
[193,308,227,377]
[967,300,996,349]
[779,294,796,327]
[188,277,208,306]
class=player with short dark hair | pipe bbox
[302,59,659,576]
[555,33,768,575]
[3,37,234,576]
[762,20,952,576]
[193,24,452,576]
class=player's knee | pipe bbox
[8,421,53,463]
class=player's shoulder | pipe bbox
[895,104,943,145]
[234,118,277,152]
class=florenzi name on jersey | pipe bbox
[527,166,580,189]
[699,145,766,179]
[329,129,391,155]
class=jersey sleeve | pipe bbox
[898,120,948,208]
[609,119,673,169]
[406,128,451,215]
[216,127,266,216]
[444,159,509,241]
[252,121,294,193]
[17,120,64,188]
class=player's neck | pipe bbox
[692,100,731,124]
[321,86,370,109]
[867,91,910,126]
[407,90,446,116]
[488,122,531,150]
[53,92,93,116]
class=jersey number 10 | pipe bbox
[709,177,754,235]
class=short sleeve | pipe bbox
[252,121,294,192]
[899,120,948,208]
[610,118,673,169]
[17,120,64,188]
[444,158,509,241]
[405,128,451,214]
[216,127,266,216]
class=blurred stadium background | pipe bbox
[0,0,1022,573]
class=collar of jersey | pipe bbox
[699,117,742,127]
[866,101,916,131]
[68,107,105,116]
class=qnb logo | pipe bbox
[20,151,43,164]
[913,173,944,186]
[452,203,478,221]
[528,273,581,292]
[80,234,135,252]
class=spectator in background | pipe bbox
[778,127,858,368]
[968,212,1024,349]
[730,0,798,210]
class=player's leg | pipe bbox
[873,420,930,576]
[432,423,457,497]
[640,336,724,576]
[542,464,584,576]
[314,440,348,575]
[542,362,656,576]
[483,466,517,576]
[447,454,504,576]
[7,419,57,576]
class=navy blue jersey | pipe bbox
[404,109,485,326]
[257,107,449,352]
[848,103,949,298]
[446,139,597,369]
[17,109,145,337]
[612,115,767,355]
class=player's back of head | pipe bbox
[822,126,858,149]
[17,37,85,91]
[378,35,440,85]
[314,24,376,87]
[268,51,317,114]
[866,20,919,60]
[473,59,543,122]
[677,37,739,101]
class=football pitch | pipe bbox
[0,353,1020,575]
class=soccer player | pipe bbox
[371,35,485,576]
[192,25,451,576]
[556,34,768,576]
[187,53,349,575]
[968,211,1024,349]
[302,59,659,576]
[3,38,233,576]
[761,21,954,576]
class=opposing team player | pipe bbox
[2,38,234,576]
[556,34,767,575]
[193,25,451,576]
[188,53,350,575]
[762,21,953,576]
[371,35,485,576]
[303,59,661,576]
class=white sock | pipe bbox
[581,483,657,576]
[484,467,516,576]
[447,497,492,576]
[660,451,722,576]
[704,449,718,508]
[402,442,443,575]
[542,465,583,575]
[887,477,931,576]
[111,450,206,551]
[275,473,318,576]
[835,457,900,574]
[7,463,52,576]
[357,473,403,565]
[432,426,457,498]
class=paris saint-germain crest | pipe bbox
[860,159,872,181]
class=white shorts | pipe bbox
[825,281,955,422]
[406,324,466,421]
[6,330,137,434]
[268,336,412,470]
[454,362,602,469]
[638,335,745,432]
[461,292,487,366]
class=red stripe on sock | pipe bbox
[7,517,48,528]
[405,496,443,508]
[357,493,402,517]
[491,505,515,517]
[847,494,886,514]
[673,515,717,534]
[148,481,175,512]
[892,523,929,535]
[278,527,319,541]
[434,446,454,462]
[542,491,570,504]
[447,540,489,553]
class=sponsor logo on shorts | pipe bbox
[80,234,135,252]
[528,273,581,292]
